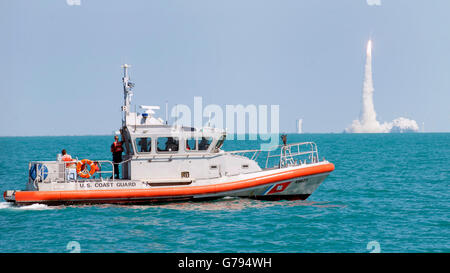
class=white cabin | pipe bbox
[118,65,261,182]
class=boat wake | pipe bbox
[0,202,12,209]
[0,202,53,211]
[126,198,347,211]
[0,198,346,212]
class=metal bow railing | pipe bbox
[227,142,320,169]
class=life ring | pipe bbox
[76,159,97,179]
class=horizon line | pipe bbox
[0,132,448,137]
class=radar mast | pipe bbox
[121,64,134,126]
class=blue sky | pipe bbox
[1,0,449,136]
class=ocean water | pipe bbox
[0,133,448,253]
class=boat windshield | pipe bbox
[185,137,196,151]
[135,137,152,153]
[157,137,179,152]
[214,135,226,152]
[198,137,212,151]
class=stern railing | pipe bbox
[28,159,116,184]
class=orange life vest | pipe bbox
[62,154,76,168]
[111,141,124,153]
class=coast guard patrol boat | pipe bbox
[3,65,334,206]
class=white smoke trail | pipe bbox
[345,40,419,133]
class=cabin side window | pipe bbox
[198,137,212,151]
[157,137,179,152]
[135,137,152,153]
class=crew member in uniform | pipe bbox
[111,135,124,179]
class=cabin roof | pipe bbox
[126,125,226,137]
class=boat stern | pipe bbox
[3,190,16,203]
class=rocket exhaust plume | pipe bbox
[345,39,419,133]
[367,39,372,56]
[359,39,381,131]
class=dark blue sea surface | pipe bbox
[0,133,449,253]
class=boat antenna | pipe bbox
[165,100,168,125]
[121,64,134,127]
[207,112,212,127]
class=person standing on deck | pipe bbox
[61,149,73,164]
[61,149,76,180]
[110,135,124,179]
